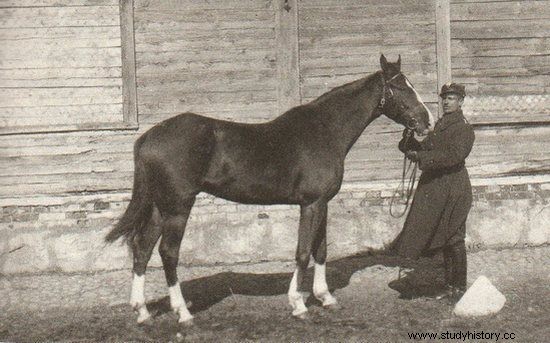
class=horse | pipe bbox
[105,54,435,325]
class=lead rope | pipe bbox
[389,156,418,218]
[394,157,417,281]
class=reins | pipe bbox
[389,154,418,218]
[378,71,420,218]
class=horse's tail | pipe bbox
[105,138,153,244]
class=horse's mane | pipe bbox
[310,71,382,105]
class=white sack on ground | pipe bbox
[454,275,506,317]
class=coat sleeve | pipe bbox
[416,123,475,171]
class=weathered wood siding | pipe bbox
[450,0,550,178]
[0,0,135,198]
[133,0,279,126]
[0,0,279,199]
[0,0,125,133]
[299,0,439,183]
[1,0,550,275]
[2,0,548,199]
[0,131,136,197]
[450,0,550,123]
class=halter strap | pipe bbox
[377,72,421,131]
[378,73,400,108]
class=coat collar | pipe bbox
[435,109,465,131]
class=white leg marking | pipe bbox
[169,283,194,323]
[405,78,435,130]
[130,273,145,307]
[313,263,338,306]
[288,269,308,316]
[130,273,151,323]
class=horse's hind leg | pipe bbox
[130,216,162,324]
[158,197,195,325]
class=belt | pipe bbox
[425,163,465,175]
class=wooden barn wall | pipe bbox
[450,0,550,123]
[0,130,136,197]
[0,0,549,200]
[0,0,137,198]
[133,0,279,126]
[0,0,280,199]
[1,0,550,274]
[449,0,550,178]
[0,0,125,133]
[298,0,439,183]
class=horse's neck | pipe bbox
[315,75,382,155]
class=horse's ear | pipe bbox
[396,55,401,70]
[380,54,388,72]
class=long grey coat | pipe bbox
[392,109,475,259]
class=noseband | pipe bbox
[378,73,419,131]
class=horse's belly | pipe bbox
[206,185,295,205]
[202,167,297,205]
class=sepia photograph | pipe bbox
[0,0,548,341]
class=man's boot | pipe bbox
[449,240,467,300]
[434,245,455,300]
[443,245,454,286]
[435,241,467,303]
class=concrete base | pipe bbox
[1,178,549,274]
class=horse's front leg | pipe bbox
[311,204,339,309]
[312,263,338,308]
[288,200,326,319]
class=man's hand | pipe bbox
[405,150,419,162]
[402,128,414,139]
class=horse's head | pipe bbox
[378,54,434,135]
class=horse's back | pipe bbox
[134,109,343,205]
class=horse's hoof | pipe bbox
[179,318,195,327]
[293,311,310,321]
[324,302,342,311]
[137,315,153,326]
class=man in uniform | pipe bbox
[391,83,475,301]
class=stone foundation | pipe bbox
[1,177,549,274]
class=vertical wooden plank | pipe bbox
[436,0,451,118]
[120,0,138,125]
[276,0,301,113]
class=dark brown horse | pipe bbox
[105,55,434,324]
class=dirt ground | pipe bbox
[1,246,549,342]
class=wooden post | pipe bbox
[276,0,301,114]
[436,0,451,118]
[120,0,138,126]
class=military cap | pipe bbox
[440,82,466,98]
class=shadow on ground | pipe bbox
[4,247,547,342]
[146,250,447,317]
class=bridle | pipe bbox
[378,72,420,217]
[378,72,399,108]
[378,72,419,131]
